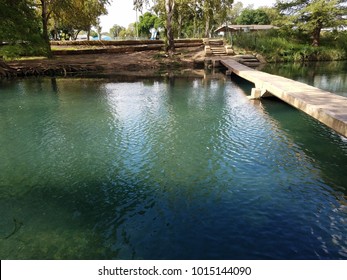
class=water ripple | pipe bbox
[0,78,346,259]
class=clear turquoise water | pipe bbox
[260,61,347,97]
[0,76,346,259]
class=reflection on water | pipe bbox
[0,77,346,259]
[260,61,347,97]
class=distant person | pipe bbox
[150,28,157,40]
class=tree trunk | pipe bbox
[178,13,182,39]
[204,12,210,38]
[53,20,58,40]
[73,30,81,41]
[165,0,175,57]
[311,25,321,47]
[193,2,197,37]
[41,0,52,57]
[311,19,323,47]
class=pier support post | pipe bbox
[249,88,262,99]
[249,87,273,99]
[213,59,221,68]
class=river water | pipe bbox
[0,64,347,259]
[260,60,347,97]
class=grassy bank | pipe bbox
[232,30,347,62]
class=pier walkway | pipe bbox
[220,58,347,138]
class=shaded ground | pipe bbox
[5,46,206,78]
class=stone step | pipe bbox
[239,58,260,63]
[233,54,256,59]
[230,55,260,66]
[211,48,226,52]
[209,41,224,46]
[211,48,225,52]
[242,62,261,67]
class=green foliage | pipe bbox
[51,0,110,40]
[119,23,137,39]
[320,30,347,52]
[276,0,347,46]
[231,1,347,61]
[0,0,111,59]
[138,12,163,37]
[236,8,271,25]
[233,29,347,62]
[147,0,236,38]
[0,42,49,60]
[0,0,38,41]
[228,1,244,24]
[0,0,48,58]
[89,30,98,38]
[109,25,126,39]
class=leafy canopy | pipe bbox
[0,0,41,43]
[138,12,163,37]
[236,8,271,25]
[276,0,347,46]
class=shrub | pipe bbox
[232,29,347,62]
[0,41,48,60]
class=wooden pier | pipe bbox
[220,58,347,138]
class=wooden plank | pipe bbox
[220,58,347,138]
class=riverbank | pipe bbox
[1,45,207,78]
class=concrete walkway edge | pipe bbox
[220,58,347,138]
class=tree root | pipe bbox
[1,62,97,78]
[0,60,17,78]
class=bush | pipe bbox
[0,41,49,60]
[232,29,347,62]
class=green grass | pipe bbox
[15,56,48,61]
[232,30,347,62]
[0,41,50,60]
[50,46,79,51]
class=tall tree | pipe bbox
[202,0,214,37]
[218,0,234,26]
[0,0,40,43]
[136,0,234,42]
[201,0,233,37]
[138,12,162,37]
[175,0,192,38]
[236,8,271,24]
[54,0,109,40]
[165,0,175,55]
[0,0,46,58]
[135,0,175,54]
[36,0,71,55]
[110,24,125,38]
[228,1,243,24]
[276,0,347,46]
[37,0,110,52]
